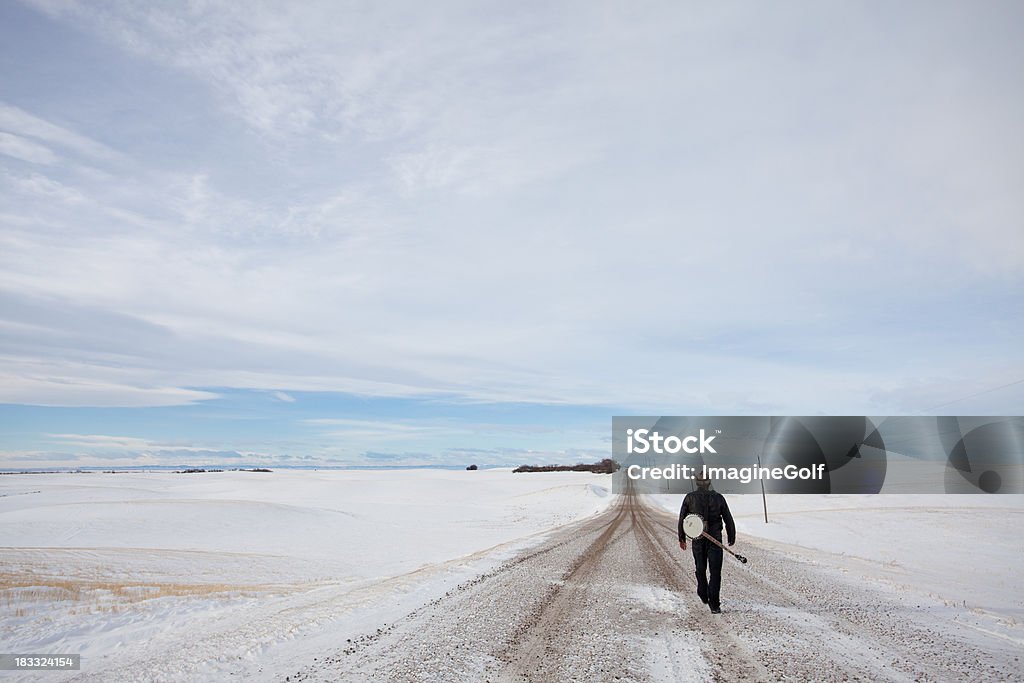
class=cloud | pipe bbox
[0,132,59,165]
[363,451,423,462]
[0,103,125,163]
[1,448,269,470]
[0,371,218,408]
[4,433,284,468]
[300,418,469,446]
[0,1,1021,417]
[46,433,161,450]
[3,170,83,202]
[303,418,432,431]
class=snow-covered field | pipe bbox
[0,469,612,680]
[2,470,1022,681]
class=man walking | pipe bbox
[678,473,736,614]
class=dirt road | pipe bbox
[292,492,1020,682]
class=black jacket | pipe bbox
[678,488,736,544]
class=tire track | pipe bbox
[493,494,634,682]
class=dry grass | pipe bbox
[0,570,287,615]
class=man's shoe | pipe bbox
[709,606,721,614]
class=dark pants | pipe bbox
[692,538,724,608]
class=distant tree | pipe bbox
[513,459,620,474]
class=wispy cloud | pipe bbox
[46,433,164,450]
[0,103,125,163]
[0,131,59,165]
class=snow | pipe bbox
[626,583,709,682]
[0,469,612,681]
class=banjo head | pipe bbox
[682,513,705,540]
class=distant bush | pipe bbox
[466,464,478,471]
[513,458,620,474]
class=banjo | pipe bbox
[682,513,748,564]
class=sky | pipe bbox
[1,1,1022,468]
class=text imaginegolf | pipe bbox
[625,463,826,484]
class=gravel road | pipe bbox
[291,492,1021,682]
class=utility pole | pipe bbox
[757,453,768,523]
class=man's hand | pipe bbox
[679,540,686,550]
[728,538,736,547]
